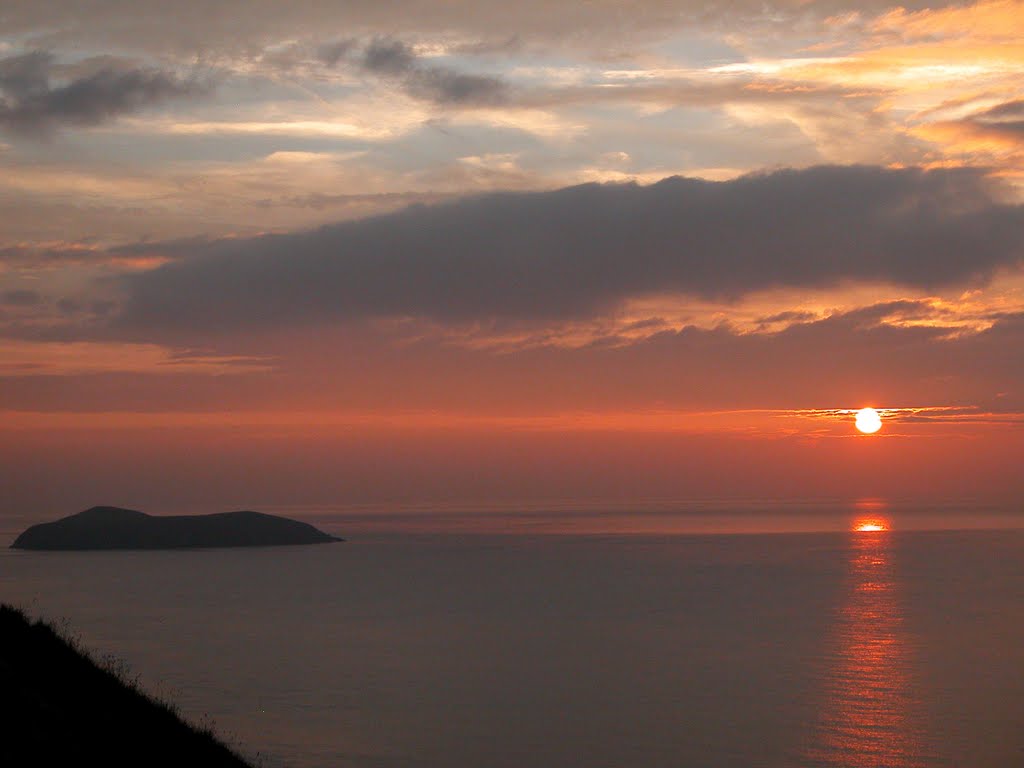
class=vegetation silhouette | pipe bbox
[0,604,254,767]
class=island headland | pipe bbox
[11,506,343,550]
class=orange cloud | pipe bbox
[871,0,1024,44]
[0,341,270,376]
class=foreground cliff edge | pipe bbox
[0,604,254,767]
[12,506,344,550]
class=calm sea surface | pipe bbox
[3,515,1024,767]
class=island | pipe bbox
[11,506,343,550]
[0,603,254,766]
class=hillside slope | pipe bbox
[0,605,254,767]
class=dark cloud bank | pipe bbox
[118,165,1024,334]
[0,51,204,135]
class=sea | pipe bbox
[3,501,1024,768]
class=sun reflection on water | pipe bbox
[805,516,930,767]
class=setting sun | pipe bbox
[854,518,890,532]
[855,407,883,434]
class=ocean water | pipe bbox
[3,514,1024,767]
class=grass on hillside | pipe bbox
[0,603,256,767]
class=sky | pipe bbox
[2,1,1024,521]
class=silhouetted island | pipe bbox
[0,604,253,767]
[11,506,343,550]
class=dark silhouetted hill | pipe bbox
[12,506,343,550]
[0,604,254,767]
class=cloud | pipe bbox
[0,51,207,136]
[5,300,1024,420]
[977,99,1024,122]
[336,36,872,111]
[405,67,507,106]
[315,39,357,67]
[959,98,1024,139]
[2,1,960,56]
[912,97,1024,164]
[360,39,418,75]
[334,37,508,106]
[869,0,1023,44]
[1,289,43,307]
[113,165,1024,335]
[0,340,270,376]
[0,241,166,267]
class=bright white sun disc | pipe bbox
[855,407,882,434]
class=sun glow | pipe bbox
[854,518,890,533]
[855,407,883,434]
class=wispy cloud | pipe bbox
[792,405,1024,425]
[0,340,270,376]
[320,37,509,106]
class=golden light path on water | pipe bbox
[805,515,930,767]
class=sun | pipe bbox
[854,521,888,532]
[854,407,882,434]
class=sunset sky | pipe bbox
[2,1,1023,520]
